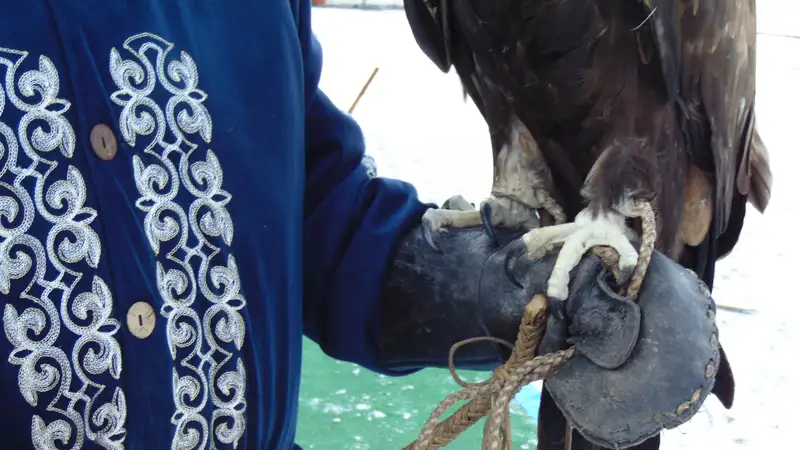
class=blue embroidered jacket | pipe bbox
[0,2,429,449]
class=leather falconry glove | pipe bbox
[377,222,728,449]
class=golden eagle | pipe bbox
[404,0,772,448]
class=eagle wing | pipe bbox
[647,0,772,241]
[647,0,774,412]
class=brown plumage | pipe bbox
[443,0,769,257]
[405,0,772,449]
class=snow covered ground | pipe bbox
[309,4,800,449]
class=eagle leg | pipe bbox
[522,199,643,301]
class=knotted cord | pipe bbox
[405,200,657,450]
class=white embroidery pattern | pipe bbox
[108,33,247,450]
[0,48,126,449]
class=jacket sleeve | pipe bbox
[300,29,433,374]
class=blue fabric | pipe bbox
[0,2,430,449]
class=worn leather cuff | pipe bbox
[376,224,727,449]
[541,249,721,448]
[376,224,553,371]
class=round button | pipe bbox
[90,124,118,161]
[127,301,157,339]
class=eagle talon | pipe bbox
[617,264,636,288]
[421,214,443,252]
[420,195,541,253]
[502,239,528,289]
[548,295,568,319]
[419,197,480,252]
[480,201,500,248]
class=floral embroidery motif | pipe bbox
[0,48,126,449]
[109,33,247,450]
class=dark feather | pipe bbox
[403,0,452,73]
[416,0,772,257]
[646,0,772,241]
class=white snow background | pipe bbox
[310,2,800,448]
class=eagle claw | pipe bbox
[479,202,500,248]
[421,217,442,252]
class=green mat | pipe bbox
[297,338,540,449]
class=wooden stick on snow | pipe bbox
[348,67,380,114]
